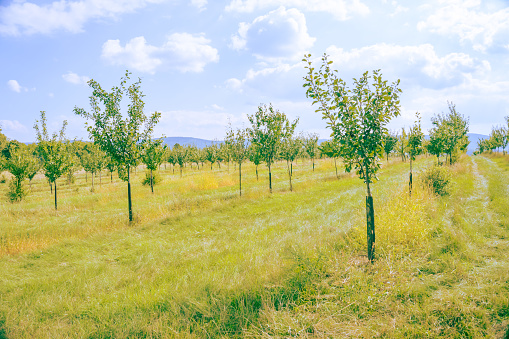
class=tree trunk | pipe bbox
[150,169,154,194]
[180,166,183,178]
[409,158,413,197]
[110,171,113,183]
[128,168,133,222]
[366,194,375,263]
[268,163,272,193]
[99,171,102,186]
[287,160,293,192]
[312,159,315,171]
[54,180,58,210]
[49,180,53,193]
[256,165,259,181]
[239,162,242,197]
[334,157,338,178]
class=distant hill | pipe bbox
[161,137,221,148]
[159,135,487,154]
[466,133,487,155]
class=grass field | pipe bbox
[0,155,508,338]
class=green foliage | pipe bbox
[142,171,161,186]
[74,71,160,220]
[408,112,424,161]
[141,139,167,171]
[74,71,160,181]
[303,133,319,169]
[247,103,298,192]
[3,144,39,202]
[429,102,469,165]
[34,111,72,209]
[421,165,451,196]
[383,131,398,161]
[303,53,402,194]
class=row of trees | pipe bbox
[1,59,471,262]
[476,117,509,154]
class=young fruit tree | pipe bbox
[34,111,73,210]
[430,102,469,165]
[407,112,423,197]
[226,126,249,196]
[140,138,167,193]
[318,139,341,178]
[303,53,402,262]
[280,134,301,191]
[248,143,262,181]
[248,104,299,193]
[80,142,106,192]
[383,131,398,162]
[74,71,160,222]
[303,133,319,171]
[2,141,39,202]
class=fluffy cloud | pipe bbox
[325,43,490,89]
[230,6,315,62]
[62,72,90,85]
[191,0,207,11]
[101,33,219,73]
[7,80,22,93]
[417,0,509,52]
[0,0,162,36]
[225,0,369,20]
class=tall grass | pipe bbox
[0,155,508,337]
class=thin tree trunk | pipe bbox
[180,166,183,178]
[312,159,315,171]
[256,165,259,181]
[366,194,375,263]
[110,171,113,183]
[49,180,53,193]
[268,163,272,193]
[128,168,133,222]
[287,160,293,192]
[150,169,154,194]
[334,157,338,178]
[239,162,242,197]
[54,180,57,210]
[409,158,413,197]
[365,175,375,262]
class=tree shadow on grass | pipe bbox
[0,318,7,339]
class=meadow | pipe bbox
[0,155,508,338]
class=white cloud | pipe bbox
[7,79,22,92]
[230,6,315,62]
[101,33,219,73]
[191,0,207,11]
[225,0,369,21]
[417,0,509,52]
[62,71,90,85]
[325,43,490,89]
[0,119,28,133]
[0,0,163,36]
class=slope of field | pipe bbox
[0,155,508,338]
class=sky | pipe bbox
[1,0,509,142]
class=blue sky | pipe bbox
[1,0,509,142]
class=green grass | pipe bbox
[0,155,508,338]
